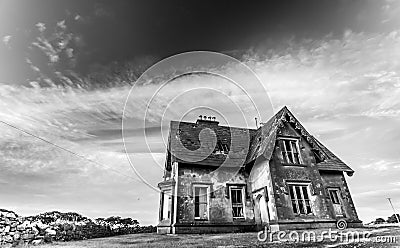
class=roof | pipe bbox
[312,138,354,175]
[166,106,354,175]
[166,119,256,167]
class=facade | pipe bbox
[157,107,362,234]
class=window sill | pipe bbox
[194,218,209,221]
[294,213,315,217]
[281,163,308,167]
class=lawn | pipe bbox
[33,227,400,248]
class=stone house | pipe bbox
[157,106,362,234]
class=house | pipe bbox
[157,106,362,234]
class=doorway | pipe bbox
[255,189,270,227]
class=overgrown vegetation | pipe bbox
[0,209,156,246]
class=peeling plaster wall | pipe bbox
[320,171,360,222]
[176,164,255,225]
[268,122,334,222]
[249,159,278,223]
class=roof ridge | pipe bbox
[170,120,257,131]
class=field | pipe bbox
[33,227,400,248]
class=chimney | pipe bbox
[196,115,219,126]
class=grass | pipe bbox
[31,227,400,248]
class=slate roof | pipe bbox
[312,138,354,174]
[166,106,354,175]
[166,119,256,167]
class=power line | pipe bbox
[0,120,142,183]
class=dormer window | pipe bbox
[279,138,302,164]
[215,141,229,154]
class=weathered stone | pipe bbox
[1,243,12,248]
[5,212,16,219]
[45,228,56,236]
[32,227,39,235]
[3,235,13,243]
[31,239,43,245]
[13,232,21,240]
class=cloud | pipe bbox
[1,28,400,224]
[241,29,400,223]
[245,29,400,121]
[2,35,12,46]
[35,22,46,32]
[360,159,400,171]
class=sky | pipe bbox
[0,0,400,225]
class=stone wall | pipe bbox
[0,209,43,247]
[0,209,156,247]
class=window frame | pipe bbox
[229,185,246,219]
[278,137,302,165]
[328,188,341,205]
[215,141,229,154]
[193,184,210,220]
[288,183,313,215]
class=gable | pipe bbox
[245,107,354,176]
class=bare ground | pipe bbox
[31,227,400,248]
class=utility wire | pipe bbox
[0,120,142,183]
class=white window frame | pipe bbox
[193,184,210,220]
[229,185,246,219]
[278,137,302,164]
[288,182,313,215]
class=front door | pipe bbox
[328,188,344,217]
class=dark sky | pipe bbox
[0,0,397,85]
[1,0,400,223]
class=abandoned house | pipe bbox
[157,106,362,234]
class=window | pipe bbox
[312,149,324,163]
[215,141,229,154]
[279,138,301,164]
[288,184,312,215]
[328,188,344,216]
[229,186,245,218]
[194,185,209,220]
[329,189,340,204]
[162,190,172,220]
